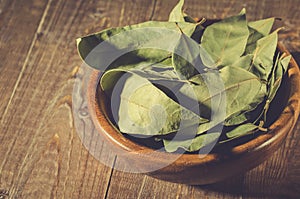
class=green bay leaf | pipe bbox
[249,29,280,80]
[268,54,291,102]
[200,9,249,68]
[173,66,266,134]
[169,0,196,23]
[77,21,198,70]
[169,0,185,22]
[172,28,204,80]
[163,132,220,152]
[245,18,275,54]
[224,82,266,126]
[226,123,259,139]
[225,55,268,126]
[249,17,275,36]
[109,73,208,136]
[184,66,264,121]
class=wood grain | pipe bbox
[0,0,48,118]
[0,0,299,198]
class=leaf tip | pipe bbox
[239,8,246,15]
[76,38,82,46]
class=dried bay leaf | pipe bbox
[225,123,260,139]
[169,0,185,22]
[232,54,253,70]
[100,59,181,93]
[163,132,220,152]
[259,54,291,123]
[76,1,289,152]
[77,21,199,70]
[249,18,275,36]
[224,83,266,126]
[169,0,197,23]
[172,26,204,80]
[245,18,275,54]
[268,54,291,102]
[249,29,281,80]
[200,9,249,68]
[100,61,155,93]
[224,49,288,127]
[227,30,280,125]
[105,71,208,136]
[225,55,268,126]
[181,66,264,122]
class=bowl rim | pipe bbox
[86,43,300,165]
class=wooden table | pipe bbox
[0,0,300,198]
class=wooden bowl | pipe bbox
[86,43,300,185]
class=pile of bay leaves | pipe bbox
[77,0,291,153]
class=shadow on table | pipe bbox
[193,116,300,199]
[194,174,245,196]
[193,167,300,198]
[192,175,275,198]
[193,53,300,198]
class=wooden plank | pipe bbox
[97,0,185,198]
[0,0,119,198]
[241,119,300,199]
[0,0,299,198]
[0,0,48,118]
[103,0,300,198]
[153,0,300,57]
[0,0,49,196]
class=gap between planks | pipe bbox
[104,155,117,199]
